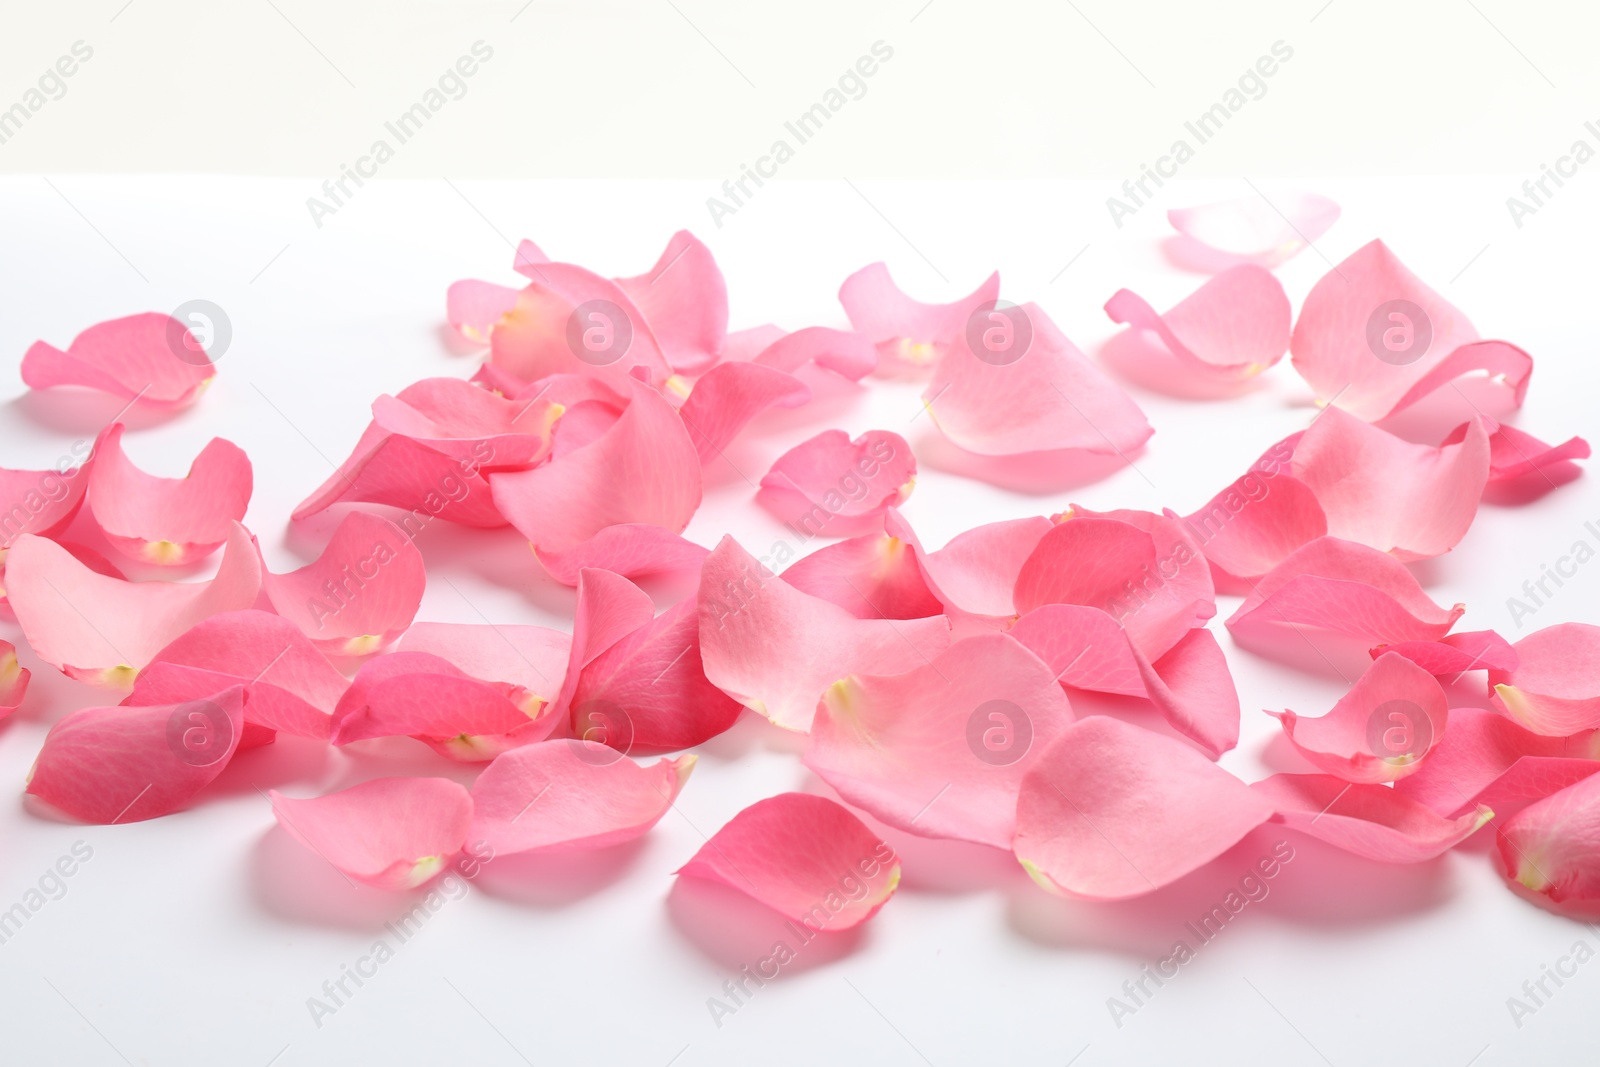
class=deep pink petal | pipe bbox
[1372,629,1518,676]
[1104,265,1290,381]
[1014,717,1274,899]
[27,687,246,822]
[923,303,1152,457]
[677,361,810,464]
[86,423,252,565]
[698,536,951,730]
[22,313,215,406]
[1167,192,1341,267]
[553,568,657,725]
[270,777,472,890]
[1496,773,1600,904]
[291,430,510,527]
[883,509,1051,619]
[1225,536,1464,644]
[759,430,915,534]
[780,532,942,620]
[470,741,694,854]
[1269,652,1448,784]
[491,379,701,555]
[613,231,728,376]
[1451,421,1590,482]
[806,633,1075,848]
[260,512,426,655]
[1490,623,1600,735]
[676,792,900,930]
[6,524,262,687]
[1251,773,1490,862]
[1395,707,1599,818]
[838,262,999,368]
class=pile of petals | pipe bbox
[5,195,1600,947]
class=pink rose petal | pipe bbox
[489,263,675,388]
[1395,707,1599,819]
[399,620,570,703]
[1490,623,1600,735]
[1496,772,1600,904]
[0,640,31,716]
[1439,421,1590,483]
[759,429,915,535]
[446,279,521,344]
[0,457,91,552]
[1103,264,1291,381]
[883,509,1051,620]
[838,262,999,369]
[270,777,472,890]
[746,327,878,381]
[470,740,694,855]
[1014,717,1274,899]
[1251,773,1490,862]
[1371,629,1518,676]
[676,361,811,464]
[533,523,708,588]
[613,231,728,376]
[27,686,247,823]
[22,312,215,406]
[1185,469,1327,583]
[805,632,1075,849]
[780,532,942,620]
[676,792,901,930]
[1167,191,1341,267]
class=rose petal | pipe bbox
[22,313,215,406]
[489,263,675,388]
[1371,629,1518,676]
[759,430,915,535]
[1251,773,1490,862]
[1496,772,1600,904]
[1490,623,1600,735]
[533,524,708,588]
[1184,469,1327,583]
[1103,265,1291,381]
[1167,191,1341,267]
[677,361,811,464]
[0,640,31,716]
[883,508,1051,620]
[446,279,521,344]
[1441,421,1590,483]
[747,327,878,381]
[676,792,901,930]
[1395,707,1599,819]
[399,620,570,702]
[270,777,472,890]
[780,532,942,620]
[613,231,728,376]
[0,458,91,551]
[838,262,999,368]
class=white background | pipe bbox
[2,3,1600,1066]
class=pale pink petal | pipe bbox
[128,609,346,739]
[721,324,787,362]
[1014,717,1274,899]
[22,313,215,406]
[85,423,252,566]
[0,460,90,551]
[613,231,728,376]
[923,303,1152,457]
[780,533,942,620]
[698,536,951,731]
[748,327,878,381]
[759,430,915,534]
[838,262,1000,368]
[1138,627,1242,759]
[490,379,702,556]
[677,361,810,464]
[1167,192,1341,267]
[1225,536,1464,644]
[470,740,694,854]
[533,524,707,588]
[676,792,900,930]
[1184,470,1326,582]
[572,597,741,751]
[1014,509,1214,662]
[805,633,1075,849]
[489,264,675,388]
[883,509,1051,619]
[27,687,246,822]
[0,640,31,716]
[1490,623,1600,735]
[1290,240,1530,422]
[1371,629,1518,676]
[511,239,550,277]
[1251,773,1490,862]
[270,777,472,890]
[1395,707,1599,818]
[1496,772,1600,904]
[400,621,570,702]
[6,523,262,688]
[1288,407,1490,561]
[446,279,521,344]
[1104,265,1290,382]
[1268,652,1448,784]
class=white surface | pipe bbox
[0,174,1597,1066]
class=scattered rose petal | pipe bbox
[1396,707,1599,819]
[883,509,1051,621]
[447,280,521,344]
[745,326,878,381]
[0,458,91,555]
[1251,773,1490,862]
[1439,420,1590,483]
[0,640,31,716]
[1167,191,1341,268]
[533,524,708,588]
[270,777,472,890]
[758,429,915,535]
[22,312,215,406]
[838,262,999,369]
[399,620,570,703]
[780,532,942,621]
[677,361,810,464]
[613,230,728,376]
[1372,629,1518,676]
[1496,772,1600,904]
[1103,265,1291,382]
[1490,623,1600,735]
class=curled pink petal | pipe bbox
[0,458,90,553]
[759,430,915,535]
[572,597,741,751]
[86,423,252,566]
[270,778,472,890]
[1251,773,1490,862]
[1104,265,1291,382]
[748,327,878,381]
[1166,191,1341,267]
[0,640,31,716]
[1290,239,1530,422]
[780,532,942,620]
[1014,717,1274,899]
[1496,772,1600,904]
[698,536,951,731]
[553,568,657,724]
[27,687,246,822]
[613,230,728,376]
[446,279,521,344]
[489,263,675,388]
[883,509,1051,620]
[676,792,901,930]
[1396,707,1599,819]
[806,633,1075,849]
[1288,407,1490,561]
[260,512,425,656]
[512,239,550,277]
[1269,652,1449,784]
[677,361,811,464]
[6,524,262,687]
[470,740,694,855]
[1439,421,1589,483]
[1490,623,1600,735]
[1372,629,1518,676]
[534,523,708,588]
[491,379,701,556]
[923,303,1152,458]
[1225,536,1464,645]
[839,262,999,368]
[1184,469,1326,583]
[128,609,346,739]
[22,313,215,406]
[1014,509,1214,662]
